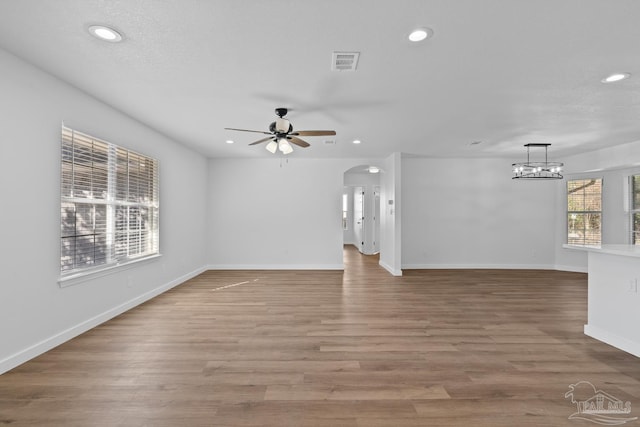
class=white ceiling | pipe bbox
[1,0,639,160]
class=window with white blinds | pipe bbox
[567,178,602,247]
[60,125,159,277]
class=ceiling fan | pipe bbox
[224,108,336,154]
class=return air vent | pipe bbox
[332,51,360,71]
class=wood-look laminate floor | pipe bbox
[2,246,640,426]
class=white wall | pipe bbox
[554,140,640,272]
[401,157,557,269]
[0,48,209,373]
[207,157,376,269]
[379,153,402,275]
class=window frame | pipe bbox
[566,177,603,248]
[59,125,160,285]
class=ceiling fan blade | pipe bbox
[225,127,272,135]
[288,136,310,148]
[248,136,275,146]
[292,130,336,136]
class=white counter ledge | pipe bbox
[563,243,640,258]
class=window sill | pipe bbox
[562,244,602,251]
[58,254,162,288]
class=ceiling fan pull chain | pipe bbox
[279,157,290,168]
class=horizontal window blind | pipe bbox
[567,178,602,247]
[60,125,159,276]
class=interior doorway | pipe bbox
[343,165,381,267]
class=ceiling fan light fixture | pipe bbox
[225,108,335,154]
[278,139,293,154]
[275,118,290,132]
[265,140,278,154]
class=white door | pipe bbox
[353,187,365,253]
[373,186,380,253]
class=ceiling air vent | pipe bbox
[332,51,360,71]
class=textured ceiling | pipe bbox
[1,0,639,159]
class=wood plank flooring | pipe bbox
[1,245,639,426]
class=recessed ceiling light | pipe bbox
[225,140,234,144]
[353,140,361,144]
[88,25,123,42]
[408,27,433,42]
[601,72,631,83]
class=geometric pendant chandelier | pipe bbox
[512,143,564,179]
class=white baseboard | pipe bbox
[553,264,588,273]
[0,266,207,375]
[401,263,557,270]
[401,263,588,273]
[207,264,344,270]
[379,260,402,276]
[584,324,640,358]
